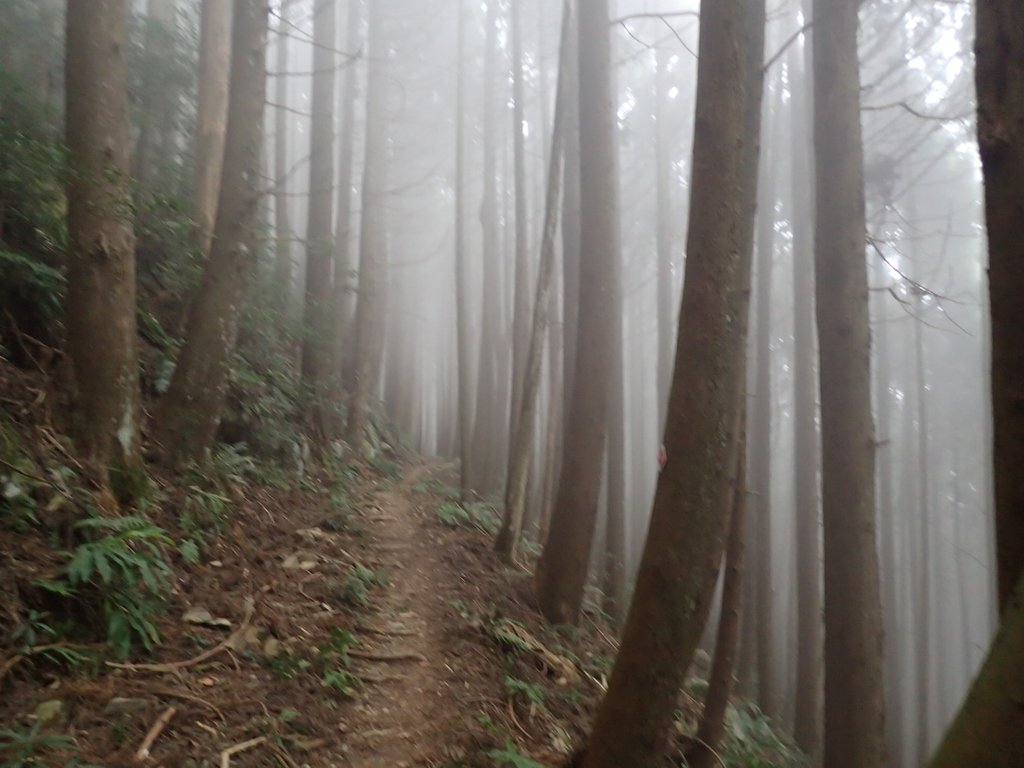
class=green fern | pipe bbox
[486,741,544,768]
[61,515,174,658]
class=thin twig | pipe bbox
[220,736,268,768]
[134,706,176,762]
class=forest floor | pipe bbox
[0,380,620,768]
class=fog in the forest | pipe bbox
[1,0,995,765]
[262,2,990,764]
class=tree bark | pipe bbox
[272,9,294,312]
[533,0,620,626]
[193,0,232,258]
[156,0,269,464]
[496,0,572,563]
[453,0,473,502]
[788,8,823,758]
[976,0,1024,616]
[688,423,748,768]
[654,47,674,434]
[812,0,887,764]
[345,0,389,451]
[65,0,142,491]
[577,0,759,761]
[300,0,338,439]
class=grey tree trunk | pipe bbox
[193,0,232,258]
[812,0,887,763]
[301,0,338,439]
[534,0,621,625]
[345,0,389,451]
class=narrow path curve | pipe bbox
[340,463,468,766]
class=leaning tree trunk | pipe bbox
[156,0,269,464]
[812,0,887,764]
[576,0,761,761]
[345,0,389,451]
[300,0,337,440]
[533,0,621,626]
[495,0,572,563]
[193,0,231,258]
[65,0,142,494]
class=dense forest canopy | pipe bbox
[1,0,1021,766]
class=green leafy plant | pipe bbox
[0,721,74,768]
[316,629,360,698]
[437,501,471,528]
[62,515,174,658]
[486,741,544,768]
[504,676,545,707]
[338,567,387,607]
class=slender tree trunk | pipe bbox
[812,0,887,763]
[469,0,503,492]
[874,255,903,768]
[453,0,473,501]
[789,9,823,757]
[577,0,760,762]
[496,0,572,562]
[654,47,673,434]
[534,0,620,625]
[913,303,932,758]
[602,264,626,624]
[345,0,388,450]
[193,0,232,258]
[65,0,142,492]
[156,0,269,464]
[272,10,294,311]
[300,0,337,439]
[332,0,361,388]
[689,422,748,768]
[508,0,531,446]
[750,147,777,721]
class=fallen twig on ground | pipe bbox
[134,706,176,762]
[220,736,267,768]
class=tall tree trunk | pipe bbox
[496,0,572,562]
[272,10,294,311]
[507,0,531,447]
[789,9,823,758]
[156,0,269,464]
[873,255,903,768]
[688,422,748,768]
[654,47,673,434]
[577,0,761,761]
[345,0,388,450]
[912,301,932,758]
[469,0,503,492]
[301,0,337,439]
[602,266,626,624]
[812,0,887,764]
[750,147,777,721]
[65,0,142,492]
[453,0,473,501]
[925,4,1024,763]
[332,0,361,388]
[534,0,620,625]
[977,0,1024,617]
[193,0,232,258]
